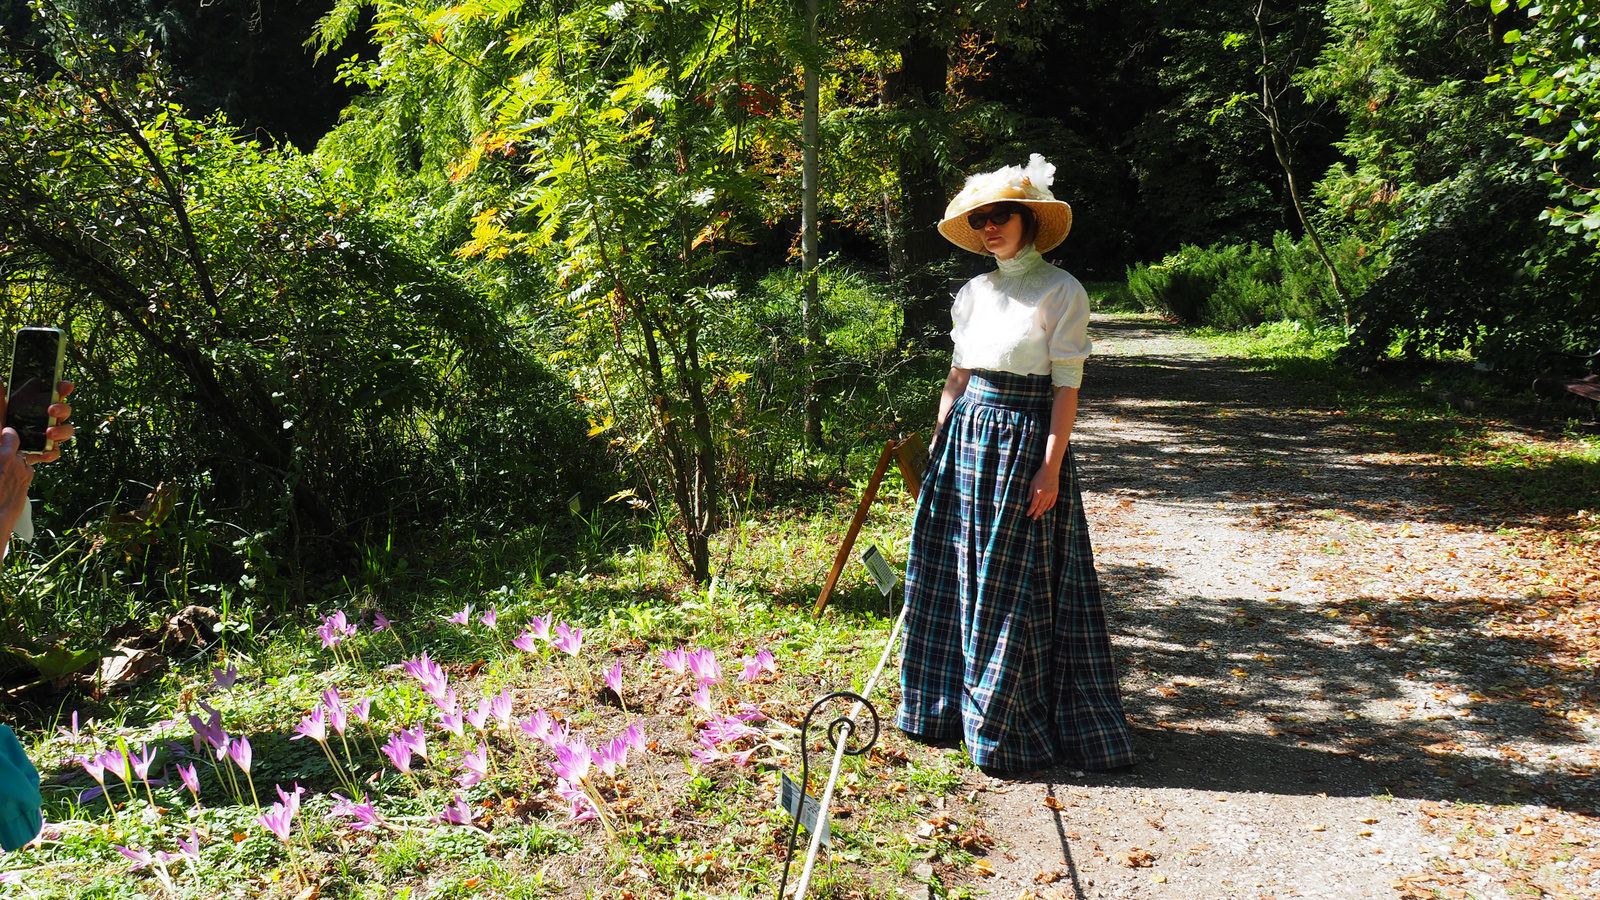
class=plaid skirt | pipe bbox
[897,370,1135,772]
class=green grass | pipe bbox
[4,485,986,900]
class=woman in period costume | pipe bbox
[897,155,1135,775]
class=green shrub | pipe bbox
[1125,232,1357,329]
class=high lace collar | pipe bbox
[994,243,1045,278]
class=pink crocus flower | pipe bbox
[528,614,552,642]
[275,783,306,818]
[350,697,373,724]
[188,703,226,751]
[738,648,776,683]
[372,611,392,632]
[401,653,447,692]
[556,781,598,823]
[114,845,154,870]
[434,795,474,826]
[174,831,201,862]
[129,744,158,782]
[322,689,348,736]
[519,709,552,743]
[257,802,294,842]
[212,664,239,690]
[624,723,647,754]
[176,763,200,798]
[511,629,540,653]
[551,736,591,784]
[730,747,758,767]
[603,662,624,696]
[659,645,687,674]
[445,604,473,627]
[400,725,430,761]
[489,688,514,726]
[686,648,722,684]
[735,702,768,723]
[595,737,628,777]
[466,698,492,731]
[316,621,344,650]
[57,710,83,745]
[457,742,489,787]
[227,736,252,774]
[329,792,384,830]
[80,754,107,787]
[432,687,459,715]
[437,711,465,738]
[551,622,583,656]
[291,707,328,743]
[700,714,760,746]
[690,684,713,713]
[479,606,498,630]
[100,748,132,785]
[381,733,414,775]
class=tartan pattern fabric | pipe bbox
[898,370,1135,772]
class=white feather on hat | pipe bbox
[937,154,1073,255]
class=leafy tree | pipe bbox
[0,11,586,599]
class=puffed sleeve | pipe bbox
[1046,275,1091,388]
[949,280,974,369]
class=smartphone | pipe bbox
[5,327,66,455]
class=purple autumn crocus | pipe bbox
[129,744,158,782]
[595,737,628,777]
[489,688,514,727]
[528,614,552,642]
[551,622,583,656]
[400,725,430,761]
[479,606,498,630]
[437,711,465,738]
[511,629,540,654]
[80,753,106,787]
[432,687,459,715]
[329,792,384,830]
[257,802,294,843]
[445,604,473,627]
[349,696,373,724]
[690,684,713,713]
[99,748,132,786]
[660,645,687,674]
[291,707,327,743]
[324,694,348,737]
[551,735,591,784]
[686,648,722,684]
[738,648,776,683]
[457,743,489,788]
[381,732,414,775]
[555,781,598,823]
[188,703,226,752]
[227,736,252,774]
[735,702,768,723]
[603,662,624,696]
[466,698,492,731]
[624,723,647,754]
[372,611,392,633]
[519,709,551,743]
[114,845,154,870]
[434,795,474,827]
[176,763,200,796]
[700,714,760,746]
[276,783,306,818]
[212,664,239,690]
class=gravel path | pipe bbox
[941,315,1600,900]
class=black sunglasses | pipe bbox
[966,209,1015,230]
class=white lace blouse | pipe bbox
[949,244,1090,388]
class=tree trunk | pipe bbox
[885,29,952,351]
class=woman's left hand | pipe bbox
[1026,464,1060,520]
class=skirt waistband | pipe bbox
[962,370,1053,411]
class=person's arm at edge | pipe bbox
[929,367,972,454]
[1026,385,1077,519]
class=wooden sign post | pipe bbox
[812,433,926,616]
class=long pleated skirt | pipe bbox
[897,370,1135,772]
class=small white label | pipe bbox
[861,544,897,596]
[567,493,582,514]
[778,772,830,846]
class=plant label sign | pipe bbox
[778,772,830,846]
[860,544,897,596]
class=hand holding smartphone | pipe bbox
[4,328,69,458]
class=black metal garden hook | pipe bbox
[776,690,880,900]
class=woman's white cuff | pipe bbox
[1051,361,1084,388]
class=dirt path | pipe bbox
[952,315,1600,900]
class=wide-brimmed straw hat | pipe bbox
[937,154,1073,255]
